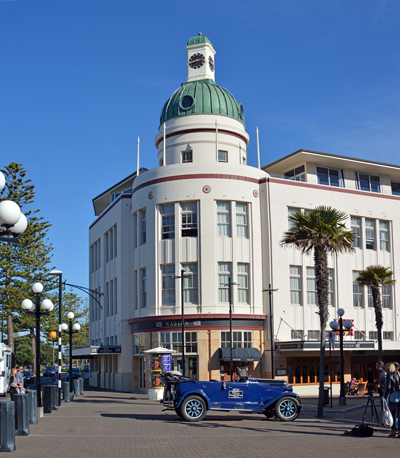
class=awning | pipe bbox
[219,347,262,362]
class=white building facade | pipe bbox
[88,34,400,395]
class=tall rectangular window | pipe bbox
[141,210,146,244]
[182,150,193,163]
[356,173,381,193]
[218,150,228,162]
[182,263,198,304]
[351,217,361,248]
[105,233,109,263]
[217,202,230,236]
[105,283,109,317]
[290,266,301,305]
[306,267,316,305]
[218,263,231,302]
[110,229,114,260]
[141,268,147,308]
[181,202,197,237]
[237,263,249,303]
[316,167,343,187]
[162,204,175,239]
[236,203,247,237]
[288,207,298,229]
[134,271,138,310]
[365,219,374,250]
[353,271,362,308]
[368,286,373,307]
[114,226,117,258]
[110,280,114,315]
[382,284,391,309]
[379,221,388,251]
[114,278,117,314]
[162,265,175,305]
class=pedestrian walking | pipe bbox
[385,362,400,438]
[376,361,387,426]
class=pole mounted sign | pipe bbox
[328,331,335,348]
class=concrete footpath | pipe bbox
[10,387,394,458]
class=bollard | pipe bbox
[27,390,38,425]
[42,386,52,414]
[81,377,85,395]
[74,379,80,397]
[51,385,58,411]
[63,382,70,402]
[78,378,84,396]
[14,394,30,436]
[0,401,16,452]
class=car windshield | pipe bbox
[72,369,80,372]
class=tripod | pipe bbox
[361,390,380,426]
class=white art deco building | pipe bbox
[87,34,400,395]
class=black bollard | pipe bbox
[81,377,85,395]
[63,382,70,402]
[78,378,84,396]
[42,386,52,414]
[14,394,30,436]
[0,401,16,452]
[27,390,38,425]
[74,379,80,397]
[51,385,58,410]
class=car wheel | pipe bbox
[180,395,207,422]
[274,397,300,421]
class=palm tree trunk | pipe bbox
[315,246,329,418]
[372,286,383,361]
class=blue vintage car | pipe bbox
[162,371,302,422]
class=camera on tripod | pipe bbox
[366,382,374,395]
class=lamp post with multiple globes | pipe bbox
[21,282,54,407]
[61,312,80,393]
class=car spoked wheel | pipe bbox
[180,395,207,422]
[274,396,300,421]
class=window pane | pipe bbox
[358,173,370,191]
[316,167,329,186]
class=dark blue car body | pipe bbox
[162,373,302,422]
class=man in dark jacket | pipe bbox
[376,361,386,426]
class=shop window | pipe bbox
[287,357,338,384]
[160,331,198,354]
[181,202,197,237]
[133,333,145,355]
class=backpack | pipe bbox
[387,373,400,395]
[345,424,374,437]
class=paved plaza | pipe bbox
[10,387,392,458]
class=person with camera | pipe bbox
[385,362,400,438]
[376,361,387,425]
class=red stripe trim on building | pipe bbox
[156,128,249,148]
[132,173,259,195]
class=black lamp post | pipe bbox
[330,308,354,406]
[21,282,54,407]
[49,270,63,406]
[61,312,80,392]
[224,277,237,382]
[262,284,278,379]
[172,267,190,377]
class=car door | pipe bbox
[221,381,249,410]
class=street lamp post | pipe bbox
[21,282,54,407]
[49,270,63,406]
[330,308,354,406]
[172,267,191,377]
[262,284,278,379]
[61,312,80,393]
[225,277,237,382]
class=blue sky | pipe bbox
[1,0,399,295]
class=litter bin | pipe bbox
[323,386,330,406]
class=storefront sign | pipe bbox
[275,341,375,351]
[92,346,121,354]
[163,353,172,371]
[132,317,265,331]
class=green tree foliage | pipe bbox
[356,266,395,361]
[0,163,53,357]
[280,206,355,417]
[14,335,34,367]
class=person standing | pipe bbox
[9,368,20,401]
[385,362,400,438]
[376,361,386,425]
[15,366,25,390]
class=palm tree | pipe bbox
[281,206,355,417]
[356,266,395,361]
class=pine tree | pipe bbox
[0,163,53,365]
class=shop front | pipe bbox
[129,314,266,392]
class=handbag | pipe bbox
[382,397,393,427]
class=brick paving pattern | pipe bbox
[10,388,393,458]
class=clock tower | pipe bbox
[185,33,216,82]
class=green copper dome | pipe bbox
[187,33,213,48]
[159,79,245,126]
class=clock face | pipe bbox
[209,56,214,72]
[189,53,205,69]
